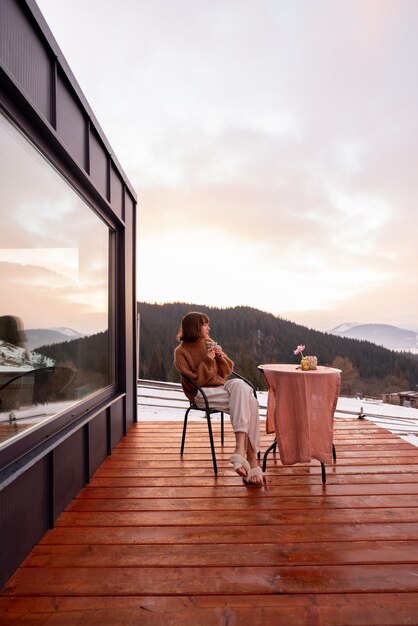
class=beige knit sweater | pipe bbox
[174,337,234,400]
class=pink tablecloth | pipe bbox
[260,364,341,465]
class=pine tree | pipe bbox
[331,356,360,396]
[146,345,167,381]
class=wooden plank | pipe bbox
[102,457,418,468]
[25,540,418,567]
[119,435,411,446]
[127,433,403,443]
[89,472,418,486]
[95,462,418,474]
[76,483,418,497]
[66,494,418,511]
[1,594,418,626]
[109,449,418,458]
[40,522,418,545]
[55,507,418,526]
[3,564,418,595]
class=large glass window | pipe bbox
[0,113,114,449]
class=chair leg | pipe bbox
[321,462,326,484]
[180,408,190,456]
[221,412,224,445]
[262,439,278,472]
[205,411,218,474]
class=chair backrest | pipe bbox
[229,371,258,399]
[178,370,257,411]
[179,372,209,408]
[33,366,76,404]
[0,366,76,411]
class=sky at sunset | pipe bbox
[36,0,418,332]
[0,115,109,334]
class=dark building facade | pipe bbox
[0,0,137,586]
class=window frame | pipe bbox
[0,105,124,473]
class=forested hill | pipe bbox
[138,302,418,397]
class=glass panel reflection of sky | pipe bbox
[0,115,109,334]
[0,113,113,448]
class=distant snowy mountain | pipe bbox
[329,323,418,353]
[331,322,362,334]
[50,327,84,338]
[25,328,85,350]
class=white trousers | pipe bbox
[195,378,260,453]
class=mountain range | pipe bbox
[330,323,418,353]
[137,302,418,396]
[24,322,418,354]
[25,327,86,350]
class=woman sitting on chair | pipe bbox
[174,311,262,485]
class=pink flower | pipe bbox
[293,344,305,356]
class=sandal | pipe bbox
[230,453,251,477]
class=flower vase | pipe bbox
[301,356,310,371]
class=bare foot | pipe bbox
[249,473,262,484]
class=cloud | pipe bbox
[32,0,418,329]
[0,263,108,333]
[0,116,110,334]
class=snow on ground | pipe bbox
[138,379,418,448]
[2,379,417,450]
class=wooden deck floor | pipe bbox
[1,417,418,624]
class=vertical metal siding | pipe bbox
[110,163,124,220]
[54,429,86,518]
[124,194,136,427]
[0,0,51,121]
[56,71,87,169]
[110,398,124,450]
[0,458,49,588]
[88,410,108,474]
[90,128,108,199]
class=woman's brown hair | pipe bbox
[177,311,209,342]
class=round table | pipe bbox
[259,364,341,482]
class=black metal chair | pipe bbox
[0,366,76,414]
[179,371,257,475]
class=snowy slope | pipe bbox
[0,340,54,372]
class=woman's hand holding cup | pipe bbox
[206,340,216,358]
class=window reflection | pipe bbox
[0,113,114,448]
